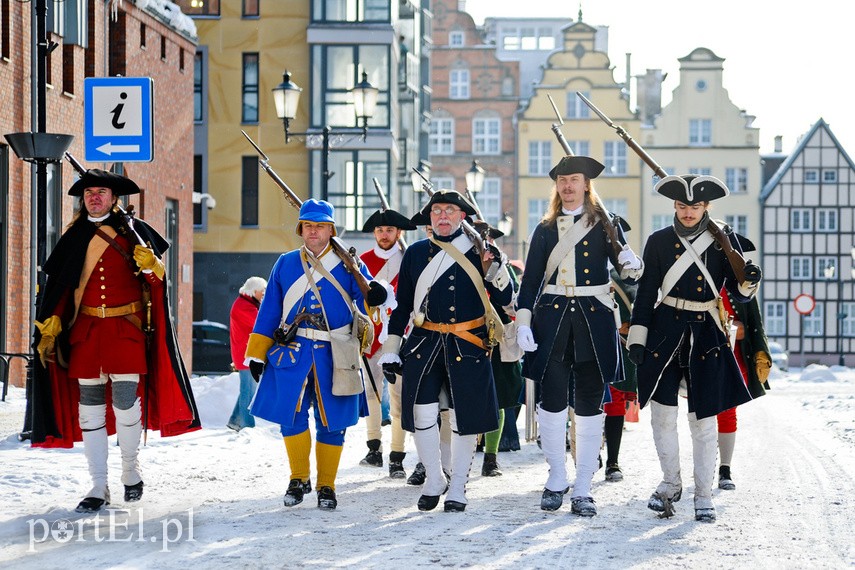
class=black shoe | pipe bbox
[407,462,426,486]
[570,496,597,517]
[605,464,623,482]
[540,486,569,511]
[481,453,502,477]
[317,486,337,510]
[75,493,110,513]
[381,418,392,427]
[695,507,716,522]
[444,500,466,512]
[124,481,144,502]
[647,488,682,512]
[284,478,311,507]
[718,465,735,490]
[360,450,383,467]
[418,494,441,511]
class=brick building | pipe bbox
[0,0,197,387]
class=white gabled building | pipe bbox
[760,118,855,366]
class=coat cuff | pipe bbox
[380,334,402,356]
[738,281,759,298]
[516,308,532,328]
[245,333,274,362]
[627,324,648,348]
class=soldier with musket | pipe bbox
[357,207,416,477]
[516,155,643,516]
[31,169,200,513]
[379,190,513,512]
[627,174,762,522]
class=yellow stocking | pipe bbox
[315,442,344,490]
[283,430,312,482]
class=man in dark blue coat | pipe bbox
[516,156,643,516]
[627,174,762,522]
[379,190,513,512]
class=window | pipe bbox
[193,155,204,228]
[566,91,590,119]
[450,69,470,100]
[528,199,548,236]
[429,118,454,155]
[803,303,824,336]
[194,52,204,122]
[472,117,500,155]
[538,27,555,50]
[62,44,74,94]
[689,119,711,145]
[528,141,552,176]
[520,27,536,50]
[843,302,855,337]
[501,27,519,50]
[817,257,836,279]
[724,215,747,236]
[1,0,10,59]
[791,256,812,280]
[312,0,391,22]
[140,23,146,48]
[160,35,167,60]
[316,149,388,231]
[823,169,838,183]
[242,53,259,123]
[164,199,180,325]
[817,209,838,232]
[725,168,748,193]
[313,44,390,128]
[478,179,501,225]
[652,214,671,231]
[565,140,590,157]
[602,198,628,219]
[241,156,259,226]
[652,167,675,188]
[791,209,811,232]
[432,177,454,192]
[243,0,259,17]
[500,26,554,51]
[804,169,819,183]
[179,48,185,72]
[46,163,62,251]
[449,31,464,47]
[603,142,626,175]
[175,0,220,16]
[764,302,786,336]
[688,168,711,176]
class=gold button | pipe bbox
[99,258,103,262]
[583,252,589,257]
[99,267,104,272]
[585,280,591,285]
[583,241,588,246]
[554,304,559,309]
[101,303,106,308]
[653,352,659,358]
[697,287,703,292]
[456,356,462,362]
[561,280,567,285]
[101,295,106,299]
[701,355,705,360]
[697,315,703,320]
[697,275,703,281]
[100,276,105,281]
[561,268,567,273]
[101,285,105,290]
[675,244,681,249]
[675,254,680,259]
[449,306,455,311]
[450,318,456,323]
[590,307,595,311]
[584,269,589,274]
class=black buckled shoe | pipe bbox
[647,488,682,512]
[388,451,407,479]
[124,481,144,502]
[75,495,110,514]
[570,496,597,517]
[360,439,383,467]
[605,464,623,482]
[407,462,426,486]
[284,478,311,507]
[540,486,569,511]
[443,500,466,512]
[481,453,502,477]
[718,466,735,490]
[317,486,337,510]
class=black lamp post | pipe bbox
[825,262,846,367]
[272,70,378,201]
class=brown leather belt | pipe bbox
[419,316,487,350]
[80,301,143,318]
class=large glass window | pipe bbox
[791,209,811,232]
[194,52,204,122]
[565,140,589,157]
[817,209,838,232]
[450,68,470,100]
[791,256,812,280]
[46,163,62,251]
[472,117,500,155]
[689,119,712,145]
[242,53,259,123]
[314,149,389,231]
[527,199,548,236]
[603,141,626,175]
[566,91,590,119]
[764,302,786,336]
[843,302,855,337]
[241,156,259,226]
[429,118,454,155]
[652,214,671,231]
[528,141,551,176]
[816,257,836,280]
[312,0,391,22]
[803,303,824,336]
[478,178,501,225]
[175,0,220,16]
[313,44,390,128]
[242,0,259,17]
[724,215,747,236]
[725,167,748,193]
[601,198,628,219]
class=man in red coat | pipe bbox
[227,276,267,431]
[32,169,199,513]
[358,208,415,477]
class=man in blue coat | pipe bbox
[245,199,389,511]
[627,174,762,522]
[515,155,643,516]
[379,190,513,512]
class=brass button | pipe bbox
[427,256,432,261]
[101,295,106,299]
[561,280,567,285]
[570,307,576,312]
[674,244,681,249]
[554,304,559,309]
[584,269,590,274]
[585,280,591,285]
[449,318,456,323]
[697,275,703,281]
[99,267,104,272]
[101,303,106,308]
[697,287,703,292]
[101,285,105,290]
[653,352,659,358]
[455,356,462,362]
[416,354,421,359]
[449,306,455,311]
[590,307,595,311]
[570,299,576,304]
[701,355,705,360]
[99,258,103,262]
[675,254,681,260]
[583,252,589,257]
[697,315,703,320]
[583,240,588,246]
[561,268,567,273]
[100,276,105,281]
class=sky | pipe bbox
[464,0,855,155]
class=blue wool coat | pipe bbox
[250,247,371,432]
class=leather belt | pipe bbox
[661,296,718,312]
[296,325,349,343]
[542,283,612,297]
[419,317,487,350]
[79,301,143,319]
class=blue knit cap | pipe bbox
[296,199,337,236]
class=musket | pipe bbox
[576,93,747,282]
[546,94,624,259]
[371,177,407,251]
[242,130,374,298]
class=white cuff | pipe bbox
[516,308,532,328]
[738,281,759,298]
[380,334,403,356]
[627,324,648,348]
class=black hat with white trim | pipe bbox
[655,174,729,205]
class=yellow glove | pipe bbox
[34,315,62,367]
[755,351,772,384]
[133,245,165,280]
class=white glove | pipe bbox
[516,325,538,352]
[618,244,642,271]
[378,352,402,366]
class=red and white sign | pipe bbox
[794,294,816,315]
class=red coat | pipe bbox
[360,247,401,357]
[230,294,260,370]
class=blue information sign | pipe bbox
[84,77,154,162]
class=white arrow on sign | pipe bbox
[96,142,141,155]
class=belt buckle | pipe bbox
[98,306,106,318]
[438,323,450,334]
[675,298,686,311]
[565,285,574,297]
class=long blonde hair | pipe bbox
[541,178,609,228]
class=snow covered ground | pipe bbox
[1,365,853,568]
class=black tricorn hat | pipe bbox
[410,210,430,226]
[68,169,141,197]
[549,155,605,181]
[421,189,478,216]
[361,209,418,232]
[472,220,504,239]
[655,174,728,205]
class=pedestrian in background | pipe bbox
[227,276,267,432]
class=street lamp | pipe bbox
[824,262,846,366]
[497,212,514,237]
[465,160,486,194]
[272,70,378,201]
